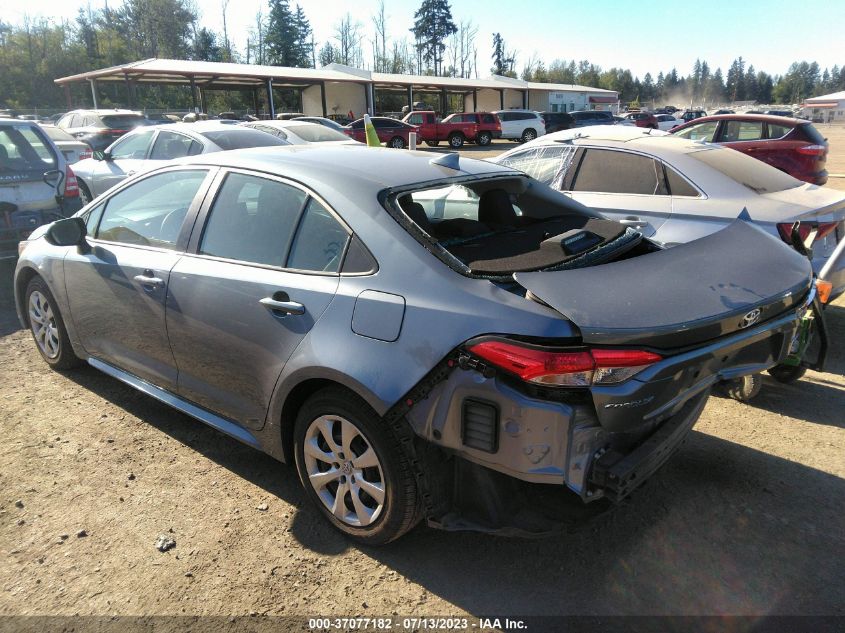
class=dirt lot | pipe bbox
[1,128,844,626]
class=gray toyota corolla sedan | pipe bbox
[14,145,822,544]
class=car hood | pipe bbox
[514,220,812,348]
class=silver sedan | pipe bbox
[72,121,288,201]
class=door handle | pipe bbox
[260,297,305,316]
[619,217,649,229]
[133,272,164,288]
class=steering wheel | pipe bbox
[160,207,189,243]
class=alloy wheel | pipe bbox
[303,414,386,527]
[29,291,60,359]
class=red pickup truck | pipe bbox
[401,111,477,148]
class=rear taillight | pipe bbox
[467,340,662,387]
[777,221,837,245]
[64,165,79,198]
[795,144,826,157]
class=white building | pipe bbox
[803,90,845,123]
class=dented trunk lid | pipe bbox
[514,220,812,349]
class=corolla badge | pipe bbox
[739,308,762,329]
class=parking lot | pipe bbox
[0,128,843,622]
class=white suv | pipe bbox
[492,110,546,143]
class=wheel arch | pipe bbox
[268,370,390,464]
[14,265,41,328]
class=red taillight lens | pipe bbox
[777,221,837,245]
[467,340,662,386]
[795,144,826,157]
[64,165,79,198]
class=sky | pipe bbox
[7,0,845,79]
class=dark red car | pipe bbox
[670,114,829,185]
[344,117,419,149]
[623,111,658,129]
[441,112,502,145]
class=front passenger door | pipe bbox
[92,130,155,196]
[64,168,213,390]
[166,171,347,429]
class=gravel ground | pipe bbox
[0,131,844,623]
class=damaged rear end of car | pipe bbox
[383,170,820,535]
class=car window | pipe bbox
[406,114,423,125]
[498,112,513,122]
[110,131,154,160]
[150,131,198,160]
[350,120,364,129]
[688,146,802,194]
[83,201,106,233]
[481,114,495,124]
[721,120,763,142]
[664,165,699,197]
[199,129,289,150]
[498,145,577,188]
[573,149,667,196]
[373,119,394,129]
[285,125,350,143]
[673,121,719,142]
[767,123,792,139]
[200,172,307,267]
[42,126,76,143]
[0,124,57,180]
[287,198,350,273]
[96,170,207,248]
[101,115,145,129]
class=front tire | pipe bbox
[389,136,405,149]
[424,140,440,147]
[25,277,81,370]
[476,131,492,146]
[521,128,538,143]
[448,133,464,148]
[293,388,420,545]
[79,180,93,205]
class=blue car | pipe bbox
[14,145,820,543]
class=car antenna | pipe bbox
[429,153,461,170]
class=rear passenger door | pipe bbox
[166,170,349,430]
[567,148,672,237]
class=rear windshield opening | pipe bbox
[393,178,643,278]
[688,146,803,194]
[285,125,350,143]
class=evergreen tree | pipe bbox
[191,27,222,61]
[292,5,313,67]
[265,0,299,66]
[410,0,457,75]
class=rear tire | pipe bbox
[389,136,405,149]
[293,388,420,545]
[25,276,82,371]
[767,364,807,384]
[477,131,492,146]
[448,133,464,148]
[424,140,440,147]
[520,128,538,143]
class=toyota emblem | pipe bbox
[739,308,762,329]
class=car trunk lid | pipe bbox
[514,220,812,349]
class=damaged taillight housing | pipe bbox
[467,339,662,387]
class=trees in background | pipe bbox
[2,0,844,110]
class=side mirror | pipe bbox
[45,217,87,247]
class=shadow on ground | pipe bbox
[58,359,845,617]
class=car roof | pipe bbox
[678,113,803,125]
[245,120,323,130]
[65,109,142,115]
[170,144,519,190]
